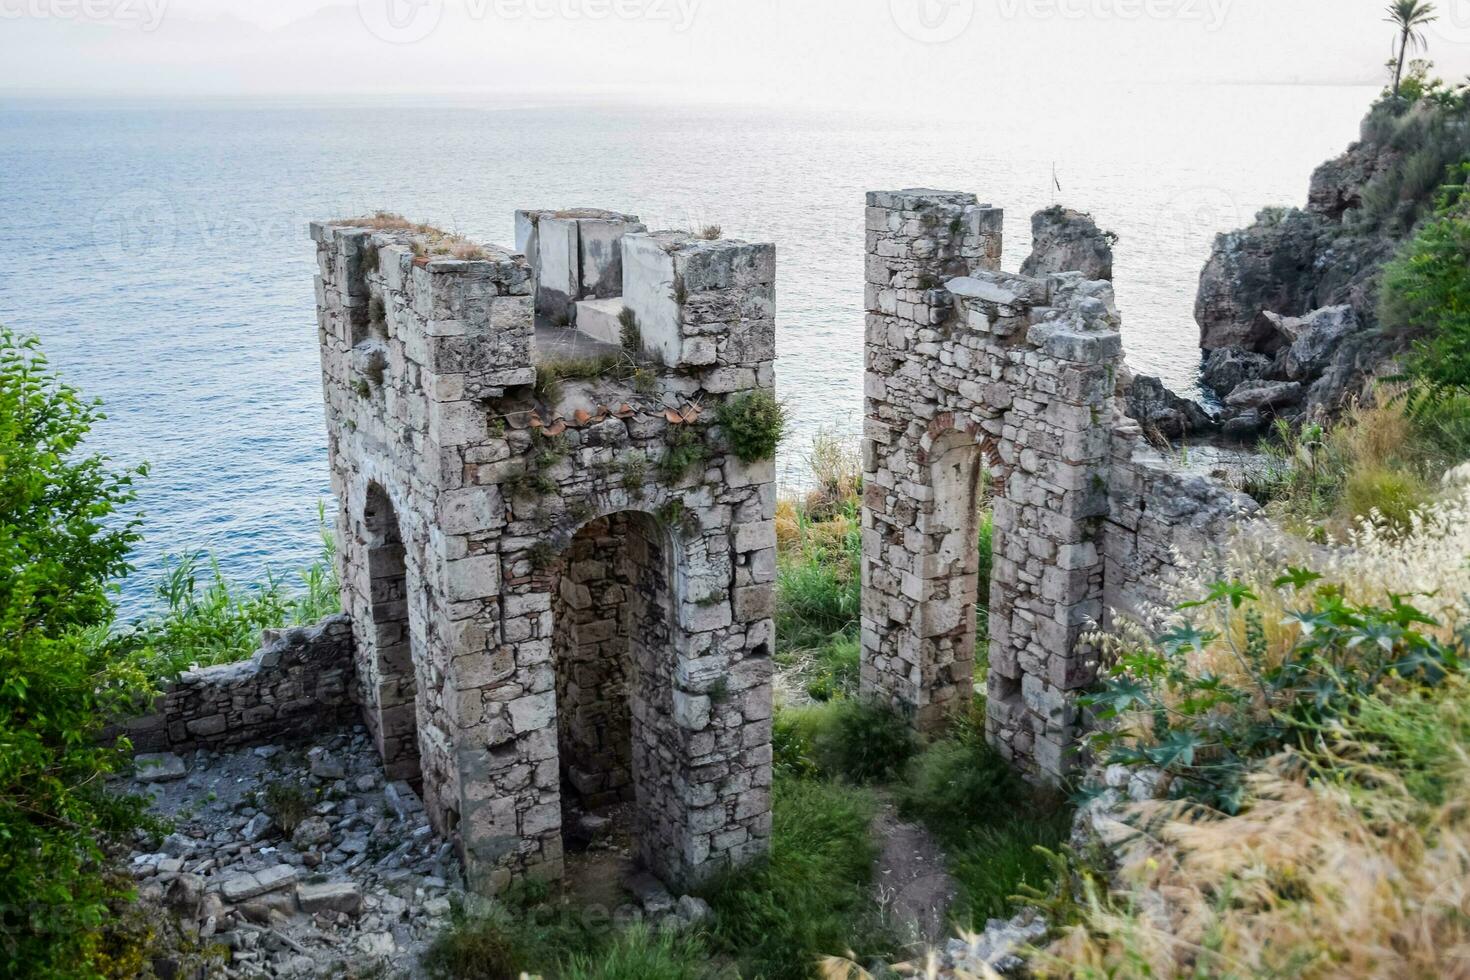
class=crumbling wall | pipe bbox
[861,190,1123,779]
[1104,426,1262,629]
[121,616,358,755]
[861,189,1263,782]
[312,216,777,894]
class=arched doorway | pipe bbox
[547,511,676,876]
[361,483,422,785]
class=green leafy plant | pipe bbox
[717,391,786,465]
[657,426,707,483]
[617,307,641,356]
[1083,574,1468,812]
[0,326,161,977]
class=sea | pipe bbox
[0,85,1376,614]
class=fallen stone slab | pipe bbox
[297,881,363,916]
[134,752,188,783]
[220,864,298,903]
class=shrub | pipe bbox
[1380,199,1470,388]
[775,499,861,652]
[0,326,159,977]
[1085,572,1468,813]
[896,706,1023,843]
[811,699,917,784]
[1341,464,1431,528]
[701,776,887,980]
[617,307,641,356]
[717,390,786,464]
[421,903,529,980]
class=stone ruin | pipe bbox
[115,189,1258,911]
[308,209,778,894]
[860,189,1253,782]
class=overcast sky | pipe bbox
[4,0,1470,105]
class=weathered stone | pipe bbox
[297,881,363,916]
[134,753,187,783]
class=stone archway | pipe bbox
[860,189,1125,781]
[359,483,422,784]
[547,512,675,867]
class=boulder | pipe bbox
[1276,305,1358,380]
[134,752,188,783]
[1020,206,1114,281]
[1200,346,1272,399]
[1225,380,1304,412]
[1124,375,1216,440]
[292,816,333,849]
[297,881,363,916]
[220,864,298,903]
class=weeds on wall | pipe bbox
[717,390,786,465]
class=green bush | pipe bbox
[1381,202,1470,389]
[1341,464,1432,528]
[0,326,159,977]
[702,776,887,980]
[811,699,917,784]
[896,707,1021,844]
[947,812,1073,926]
[1083,575,1469,813]
[421,902,530,980]
[717,390,786,464]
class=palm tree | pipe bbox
[1386,0,1438,98]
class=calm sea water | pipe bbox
[0,87,1374,614]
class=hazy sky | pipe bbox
[4,0,1470,104]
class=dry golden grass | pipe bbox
[331,212,492,261]
[1040,738,1470,979]
[1047,488,1470,979]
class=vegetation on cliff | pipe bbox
[0,326,159,977]
[1045,489,1470,978]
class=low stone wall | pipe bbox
[122,616,359,754]
[1104,426,1262,629]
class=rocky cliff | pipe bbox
[1192,100,1466,435]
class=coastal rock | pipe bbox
[1201,346,1272,399]
[1275,305,1359,380]
[1019,206,1114,281]
[1123,375,1215,439]
[1225,380,1303,412]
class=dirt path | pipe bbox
[870,793,960,954]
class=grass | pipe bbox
[701,776,890,980]
[896,703,1073,927]
[1240,392,1470,538]
[1037,484,1470,978]
[129,507,340,681]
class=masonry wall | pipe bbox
[312,218,778,894]
[1104,425,1263,629]
[861,189,1263,782]
[122,616,358,755]
[862,189,1126,780]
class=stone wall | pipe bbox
[122,616,358,755]
[1104,425,1262,629]
[312,214,777,894]
[861,189,1124,780]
